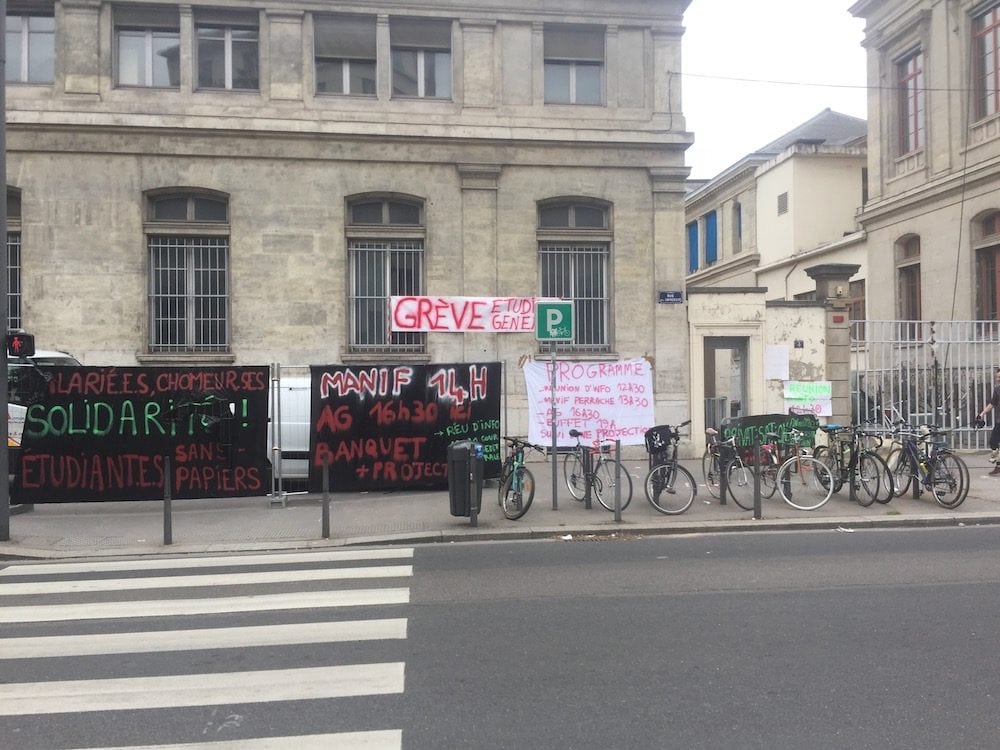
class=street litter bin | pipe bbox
[447,439,484,516]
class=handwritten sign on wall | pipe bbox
[783,380,832,417]
[14,366,270,502]
[309,362,501,491]
[522,359,654,447]
[720,413,821,448]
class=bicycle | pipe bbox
[702,428,779,510]
[885,425,968,508]
[642,422,697,514]
[563,428,634,511]
[774,428,835,510]
[813,424,893,507]
[498,436,544,520]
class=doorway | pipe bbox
[704,336,748,429]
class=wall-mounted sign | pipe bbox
[658,291,684,304]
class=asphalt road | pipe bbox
[4,527,1000,749]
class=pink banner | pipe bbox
[390,296,538,333]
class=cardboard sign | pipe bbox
[309,362,501,491]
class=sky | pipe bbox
[681,0,869,180]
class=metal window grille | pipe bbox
[851,320,1000,449]
[149,235,229,352]
[539,242,609,353]
[7,232,21,330]
[349,239,425,353]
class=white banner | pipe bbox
[390,296,538,333]
[522,359,654,446]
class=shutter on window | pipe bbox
[314,15,377,58]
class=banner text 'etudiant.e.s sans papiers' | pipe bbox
[12,366,269,502]
[309,362,501,492]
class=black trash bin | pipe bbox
[447,439,484,516]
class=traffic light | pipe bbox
[6,332,35,358]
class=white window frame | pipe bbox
[196,23,259,91]
[6,14,54,84]
[116,28,180,88]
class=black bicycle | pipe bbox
[563,429,634,511]
[643,422,697,514]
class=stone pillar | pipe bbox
[266,10,304,101]
[458,164,502,360]
[61,0,101,95]
[460,20,496,109]
[805,263,860,426]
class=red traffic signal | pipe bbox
[6,333,35,358]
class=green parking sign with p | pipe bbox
[536,301,574,341]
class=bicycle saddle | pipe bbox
[820,423,843,432]
[569,429,582,438]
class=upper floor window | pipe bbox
[686,221,699,274]
[777,192,789,215]
[897,50,925,154]
[114,7,180,88]
[704,211,718,265]
[976,212,1000,320]
[346,195,426,354]
[195,11,259,91]
[315,14,377,96]
[537,200,611,353]
[390,18,451,99]
[145,191,230,353]
[544,25,604,105]
[975,5,1000,119]
[733,202,742,253]
[6,13,54,84]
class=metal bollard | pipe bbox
[583,448,593,510]
[613,439,622,523]
[163,455,173,546]
[719,447,728,506]
[322,459,331,539]
[753,437,762,520]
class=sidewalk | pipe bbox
[3,455,1000,560]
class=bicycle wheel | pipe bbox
[929,453,966,509]
[776,455,834,511]
[812,445,844,494]
[851,452,884,507]
[702,449,722,498]
[725,461,755,511]
[886,448,913,498]
[499,466,535,520]
[873,450,895,503]
[563,452,586,500]
[758,451,780,499]
[645,463,696,515]
[940,450,970,505]
[594,458,633,511]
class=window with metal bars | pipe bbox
[349,240,424,353]
[148,236,229,352]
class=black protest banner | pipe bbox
[720,413,821,448]
[12,366,269,502]
[309,362,501,492]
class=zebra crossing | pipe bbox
[0,548,414,749]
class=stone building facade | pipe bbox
[5,0,693,434]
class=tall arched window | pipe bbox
[537,198,611,352]
[895,234,921,339]
[145,190,230,353]
[346,194,425,354]
[975,211,1000,320]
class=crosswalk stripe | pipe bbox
[2,618,408,659]
[67,729,403,750]
[0,564,413,595]
[66,730,403,750]
[0,548,414,577]
[0,662,406,716]
[0,587,410,623]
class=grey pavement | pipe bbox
[2,454,999,560]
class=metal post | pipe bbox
[719,447,728,505]
[753,436,762,520]
[582,446,593,510]
[613,439,622,522]
[0,3,9,543]
[550,344,558,510]
[163,455,173,546]
[321,459,330,539]
[848,438,857,505]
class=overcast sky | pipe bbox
[681,0,869,180]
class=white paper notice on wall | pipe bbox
[764,345,789,380]
[784,380,832,417]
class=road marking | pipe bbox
[66,730,403,750]
[0,548,414,577]
[3,618,408,658]
[0,663,405,716]
[0,587,410,623]
[0,565,413,595]
[66,730,402,750]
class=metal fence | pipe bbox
[850,320,1000,450]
